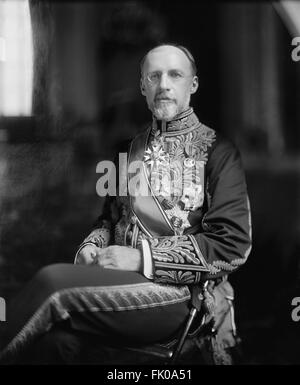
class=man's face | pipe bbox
[141,45,198,121]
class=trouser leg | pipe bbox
[17,323,86,365]
[1,264,191,363]
[3,263,150,344]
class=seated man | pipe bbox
[0,43,252,364]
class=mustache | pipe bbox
[155,95,176,102]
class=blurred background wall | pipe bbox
[0,0,300,363]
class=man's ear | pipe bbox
[140,78,146,96]
[190,76,199,95]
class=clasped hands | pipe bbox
[76,244,142,273]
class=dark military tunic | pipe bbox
[0,108,251,363]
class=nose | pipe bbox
[158,73,171,90]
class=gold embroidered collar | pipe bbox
[152,107,201,136]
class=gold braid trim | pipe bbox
[149,235,209,285]
[207,257,248,275]
[82,228,110,248]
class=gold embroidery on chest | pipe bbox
[144,121,216,233]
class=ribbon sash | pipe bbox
[128,129,175,238]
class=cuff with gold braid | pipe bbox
[73,228,110,264]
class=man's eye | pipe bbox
[149,73,160,82]
[169,71,182,78]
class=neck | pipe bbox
[152,107,200,134]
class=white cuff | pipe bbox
[141,239,153,279]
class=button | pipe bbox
[131,216,137,224]
[126,230,133,243]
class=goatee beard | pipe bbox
[153,103,178,121]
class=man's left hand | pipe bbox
[95,246,142,272]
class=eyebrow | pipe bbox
[147,69,185,73]
[147,68,191,79]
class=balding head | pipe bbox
[140,44,197,77]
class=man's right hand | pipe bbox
[75,244,102,265]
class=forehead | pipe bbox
[143,46,192,74]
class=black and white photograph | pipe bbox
[0,0,300,370]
